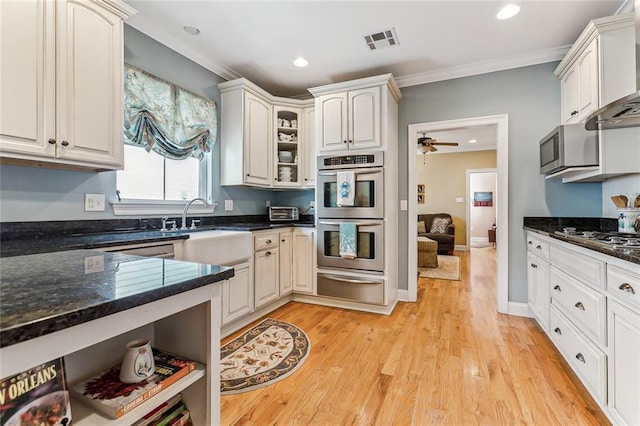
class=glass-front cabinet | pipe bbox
[274,106,302,187]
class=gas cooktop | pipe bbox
[554,230,640,252]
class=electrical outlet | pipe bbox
[84,255,104,274]
[85,194,105,211]
[225,200,233,211]
[456,197,464,203]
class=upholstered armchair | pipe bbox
[417,213,455,254]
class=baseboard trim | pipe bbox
[454,244,468,251]
[508,301,533,317]
[221,296,292,338]
[397,289,412,302]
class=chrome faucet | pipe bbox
[181,197,209,230]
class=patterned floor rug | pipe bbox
[419,255,461,281]
[220,318,311,395]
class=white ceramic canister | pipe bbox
[119,338,155,383]
[617,208,640,233]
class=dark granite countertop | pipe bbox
[213,222,315,231]
[0,249,233,348]
[523,217,639,265]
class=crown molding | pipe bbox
[395,46,570,88]
[125,15,241,82]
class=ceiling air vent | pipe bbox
[363,28,399,51]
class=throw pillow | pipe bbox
[430,217,451,234]
[417,221,426,234]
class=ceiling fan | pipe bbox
[417,133,459,153]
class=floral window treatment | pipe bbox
[123,64,217,160]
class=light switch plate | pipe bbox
[400,200,408,211]
[85,194,105,211]
[456,197,464,203]
[225,200,233,211]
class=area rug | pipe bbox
[419,255,461,281]
[220,318,311,395]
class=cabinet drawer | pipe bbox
[254,233,279,251]
[549,243,605,289]
[607,264,640,310]
[549,306,607,404]
[526,233,549,260]
[550,267,607,347]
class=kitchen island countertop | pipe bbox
[0,249,233,348]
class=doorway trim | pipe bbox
[407,114,509,313]
[466,168,497,249]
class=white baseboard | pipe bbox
[454,244,467,251]
[221,296,292,338]
[397,289,412,302]
[508,301,533,317]
[471,237,489,244]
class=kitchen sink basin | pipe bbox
[180,230,252,266]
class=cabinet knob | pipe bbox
[570,110,579,116]
[530,263,537,268]
[61,140,69,146]
[553,285,561,292]
[575,353,586,363]
[618,283,636,294]
[528,240,532,245]
[266,240,272,244]
[265,251,271,256]
[536,245,542,250]
[282,239,285,242]
[574,301,585,311]
[554,327,562,335]
[48,138,56,145]
[348,140,353,144]
[343,140,347,144]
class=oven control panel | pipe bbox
[318,152,383,170]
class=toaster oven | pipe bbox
[269,206,299,221]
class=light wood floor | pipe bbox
[220,248,609,425]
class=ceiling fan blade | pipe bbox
[429,145,438,152]
[430,142,459,146]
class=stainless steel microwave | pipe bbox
[539,123,599,175]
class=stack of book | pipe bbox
[69,348,195,420]
[133,393,191,426]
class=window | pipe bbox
[117,145,208,201]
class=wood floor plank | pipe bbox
[221,248,609,425]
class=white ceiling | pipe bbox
[125,0,628,98]
[417,123,498,154]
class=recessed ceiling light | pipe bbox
[497,4,520,20]
[183,25,201,35]
[293,57,309,68]
[468,139,478,144]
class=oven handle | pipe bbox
[318,169,383,177]
[317,273,383,285]
[318,220,381,227]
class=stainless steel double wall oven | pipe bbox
[316,152,386,305]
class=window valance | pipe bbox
[123,64,217,160]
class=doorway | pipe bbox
[407,114,509,313]
[468,169,497,248]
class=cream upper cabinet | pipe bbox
[273,105,302,188]
[0,0,135,171]
[302,106,316,188]
[315,87,380,152]
[556,13,635,125]
[244,92,273,186]
[309,74,400,154]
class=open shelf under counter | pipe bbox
[71,363,205,425]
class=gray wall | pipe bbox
[0,26,306,221]
[398,62,602,302]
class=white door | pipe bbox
[254,248,279,308]
[348,87,380,150]
[303,106,316,187]
[279,232,292,296]
[222,262,253,325]
[55,0,124,167]
[562,67,579,124]
[244,92,272,186]
[293,229,315,294]
[577,38,599,123]
[317,93,347,152]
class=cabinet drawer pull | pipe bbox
[574,301,585,311]
[619,283,636,295]
[530,263,537,268]
[570,110,579,116]
[266,239,272,244]
[48,138,56,145]
[575,353,586,363]
[61,140,69,146]
[282,239,285,242]
[553,285,561,292]
[528,240,532,245]
[554,327,562,335]
[536,245,542,250]
[265,251,271,256]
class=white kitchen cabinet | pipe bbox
[302,106,316,188]
[608,300,640,425]
[254,232,280,308]
[221,261,253,325]
[309,74,401,154]
[293,228,316,294]
[560,39,598,124]
[527,252,550,331]
[279,230,293,296]
[273,105,301,187]
[0,0,135,171]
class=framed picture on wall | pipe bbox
[417,184,425,194]
[473,191,493,207]
[417,194,425,204]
